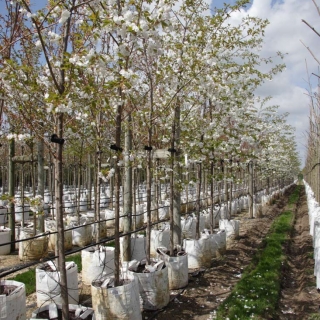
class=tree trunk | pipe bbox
[54,114,69,319]
[114,97,122,286]
[248,161,254,219]
[210,162,215,233]
[122,114,132,261]
[95,146,101,243]
[37,138,45,232]
[87,154,92,210]
[146,148,152,264]
[195,162,202,240]
[8,138,15,253]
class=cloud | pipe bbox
[224,0,320,166]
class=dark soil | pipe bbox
[276,188,320,319]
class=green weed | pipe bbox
[8,268,36,295]
[215,186,299,320]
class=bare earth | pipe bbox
[1,185,319,320]
[277,190,320,319]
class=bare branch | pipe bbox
[300,39,320,65]
[312,72,320,79]
[312,0,320,16]
[302,19,320,37]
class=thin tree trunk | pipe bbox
[114,97,122,286]
[146,148,152,264]
[55,114,69,319]
[8,138,15,253]
[21,165,25,229]
[248,161,254,219]
[95,146,101,244]
[87,154,92,210]
[195,162,202,240]
[210,162,215,233]
[37,137,45,232]
[122,113,132,261]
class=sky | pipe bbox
[209,0,320,168]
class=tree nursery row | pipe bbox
[0,0,300,319]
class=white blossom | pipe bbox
[59,10,70,24]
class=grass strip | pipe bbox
[215,186,300,320]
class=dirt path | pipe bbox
[145,189,291,320]
[277,187,320,319]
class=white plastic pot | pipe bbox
[0,280,26,320]
[82,247,115,285]
[91,277,142,320]
[36,261,79,307]
[0,227,10,255]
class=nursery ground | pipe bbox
[143,185,320,320]
[1,184,319,320]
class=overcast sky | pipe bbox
[209,0,320,168]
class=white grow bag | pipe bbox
[15,205,30,223]
[253,204,262,218]
[105,209,115,228]
[0,280,26,320]
[91,277,141,320]
[183,236,213,269]
[158,249,188,289]
[150,228,170,258]
[120,236,146,262]
[45,219,73,252]
[71,223,92,246]
[19,229,49,262]
[36,261,79,307]
[0,206,7,225]
[31,303,95,319]
[82,247,115,285]
[212,230,226,254]
[128,263,170,310]
[181,216,197,239]
[219,219,240,239]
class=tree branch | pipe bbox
[302,19,320,37]
[312,0,320,16]
[300,39,320,65]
